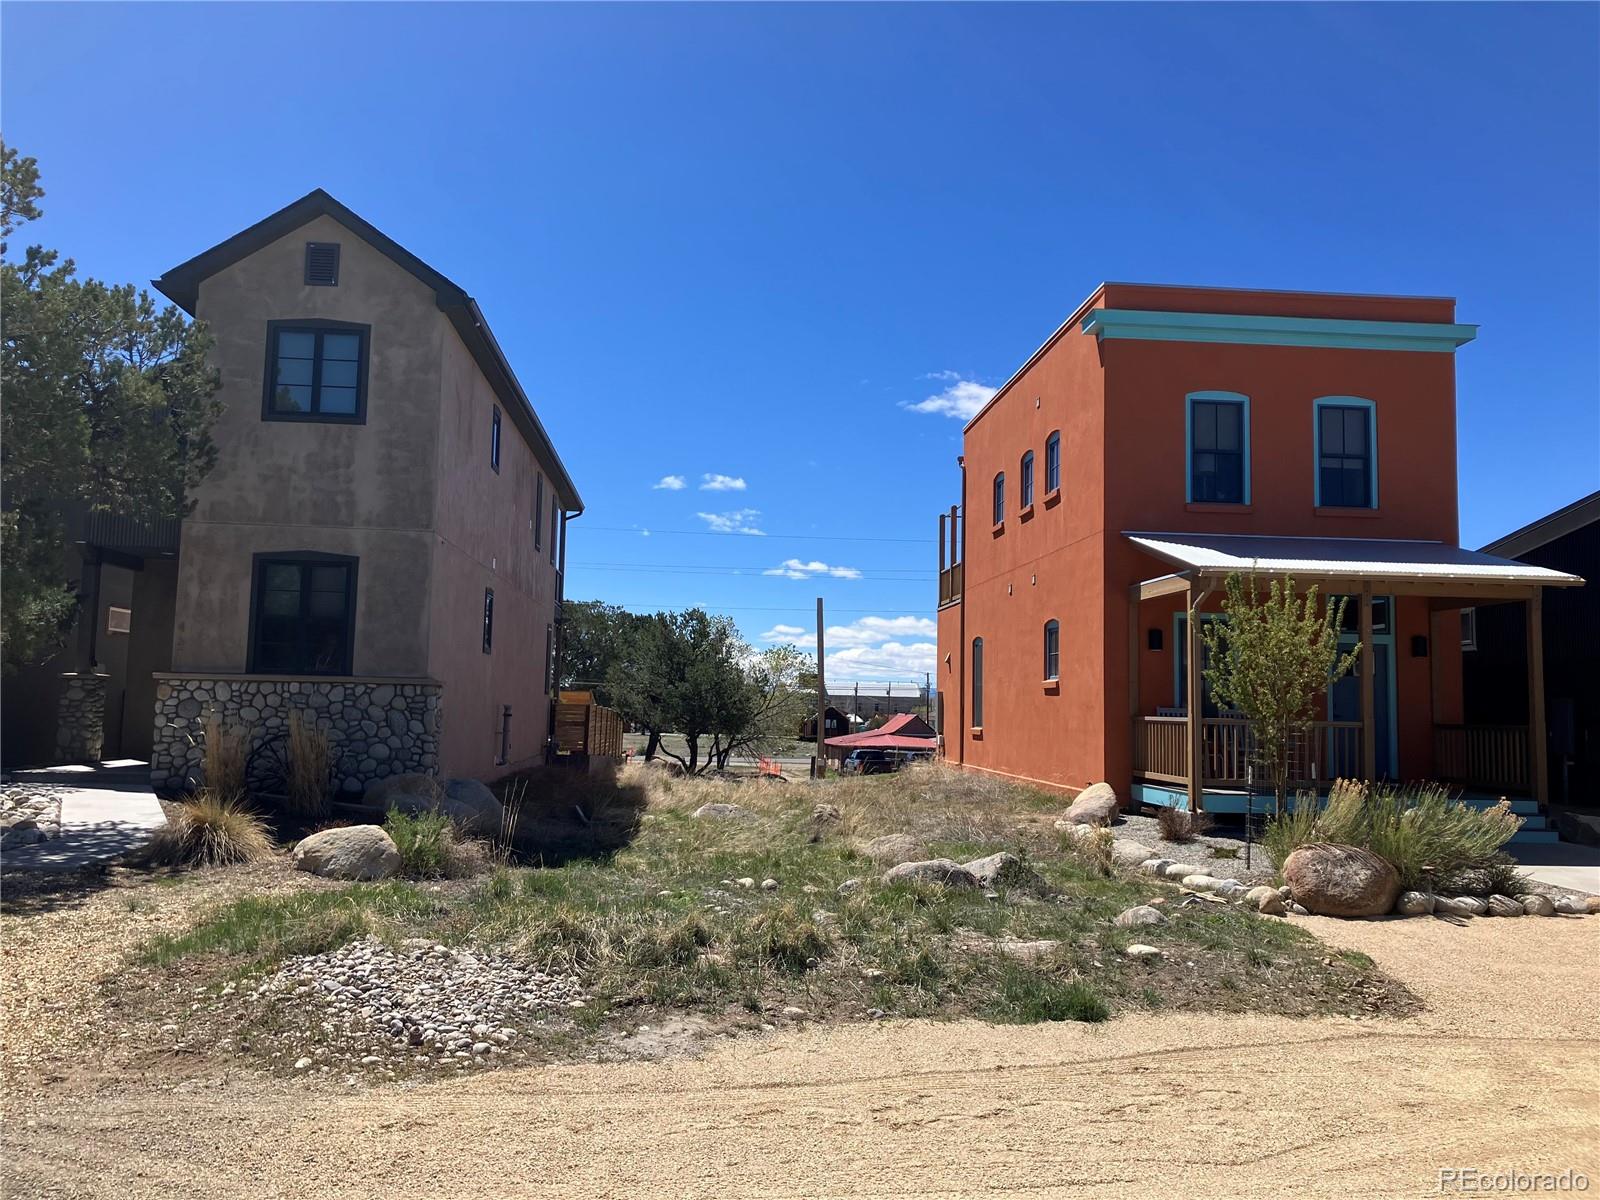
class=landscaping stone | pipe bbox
[859,834,925,865]
[1244,885,1284,914]
[836,878,862,895]
[1284,901,1310,916]
[692,803,749,821]
[1124,944,1162,960]
[1395,891,1436,916]
[1181,874,1217,892]
[1440,896,1489,917]
[961,851,1047,893]
[1162,863,1202,880]
[1553,896,1590,915]
[1,788,62,849]
[882,858,981,889]
[366,774,438,807]
[292,825,402,881]
[1518,894,1556,917]
[1057,781,1119,826]
[1283,844,1400,918]
[442,779,503,834]
[1113,904,1166,927]
[1110,839,1158,867]
[760,878,779,891]
[1140,858,1173,876]
[810,803,841,828]
[1486,895,1525,918]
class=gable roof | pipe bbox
[1481,490,1600,561]
[153,188,582,511]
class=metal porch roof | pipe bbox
[1125,531,1585,587]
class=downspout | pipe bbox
[551,507,578,754]
[956,455,967,765]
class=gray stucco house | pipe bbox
[7,190,582,795]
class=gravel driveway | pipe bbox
[6,868,1597,1199]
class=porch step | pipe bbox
[1456,793,1540,815]
[1509,828,1562,845]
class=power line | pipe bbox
[586,601,935,614]
[571,562,933,579]
[578,523,931,545]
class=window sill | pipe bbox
[991,521,1005,536]
[969,727,983,739]
[1315,506,1381,518]
[1186,502,1252,514]
[1042,489,1062,508]
[1018,503,1035,522]
[1042,679,1060,693]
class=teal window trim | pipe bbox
[1314,396,1378,509]
[1185,390,1250,504]
[1080,308,1476,354]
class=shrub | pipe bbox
[1062,825,1114,876]
[285,709,332,819]
[140,789,273,868]
[1157,806,1212,843]
[1261,780,1523,892]
[200,715,248,799]
[383,809,487,880]
[734,903,831,972]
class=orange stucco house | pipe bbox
[934,283,1583,824]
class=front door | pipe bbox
[1330,626,1397,780]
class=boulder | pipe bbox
[1055,820,1100,841]
[691,803,749,821]
[1140,858,1174,876]
[1553,896,1589,915]
[441,779,503,835]
[364,773,437,808]
[1110,839,1158,867]
[810,803,842,827]
[882,858,981,889]
[1486,894,1525,917]
[1243,885,1280,909]
[1517,894,1556,916]
[292,825,402,881]
[1057,782,1119,827]
[1437,895,1488,917]
[1395,891,1436,916]
[1113,904,1167,927]
[1285,901,1310,915]
[860,834,925,865]
[1212,880,1250,900]
[1124,943,1163,960]
[961,851,1047,893]
[1181,874,1218,892]
[1283,843,1400,918]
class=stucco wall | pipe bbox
[426,321,561,780]
[172,213,442,673]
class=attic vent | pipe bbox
[305,242,340,286]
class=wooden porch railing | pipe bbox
[1132,716,1362,789]
[1433,724,1530,793]
[938,562,964,607]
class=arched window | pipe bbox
[1043,620,1059,681]
[971,636,985,728]
[992,473,1005,526]
[1045,431,1061,493]
[1020,450,1035,508]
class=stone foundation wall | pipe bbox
[150,675,442,796]
[56,672,109,764]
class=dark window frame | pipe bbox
[304,242,341,287]
[1316,399,1376,509]
[491,406,502,473]
[1044,619,1060,681]
[992,472,1005,526]
[549,506,558,566]
[535,474,544,551]
[1045,431,1061,493]
[1020,450,1035,508]
[971,636,985,728]
[246,551,358,676]
[261,319,370,425]
[1188,395,1248,504]
[483,588,495,654]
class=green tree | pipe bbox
[1,142,223,671]
[1200,572,1361,815]
[558,600,636,707]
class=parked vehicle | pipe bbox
[842,748,934,775]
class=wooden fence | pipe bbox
[1433,724,1530,793]
[554,701,624,759]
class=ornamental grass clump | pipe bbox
[141,789,274,869]
[382,808,487,880]
[200,715,248,800]
[1262,779,1524,893]
[285,709,332,819]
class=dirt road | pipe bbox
[7,912,1597,1200]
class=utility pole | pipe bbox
[925,672,931,722]
[853,681,859,724]
[814,596,826,779]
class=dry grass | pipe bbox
[201,715,249,799]
[1158,806,1213,843]
[285,710,332,819]
[138,790,275,869]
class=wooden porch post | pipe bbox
[1528,588,1549,807]
[1186,582,1203,813]
[1128,586,1140,721]
[1359,589,1376,782]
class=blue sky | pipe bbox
[5,2,1596,687]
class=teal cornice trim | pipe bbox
[1081,308,1477,353]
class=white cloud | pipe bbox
[700,473,747,492]
[652,475,687,490]
[761,558,863,580]
[901,377,998,421]
[762,623,809,642]
[696,508,766,535]
[758,615,938,682]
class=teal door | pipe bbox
[1330,629,1397,780]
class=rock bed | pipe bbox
[250,937,587,1074]
[1,788,62,849]
[1113,812,1277,884]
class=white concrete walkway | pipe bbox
[1511,838,1600,894]
[2,761,167,874]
